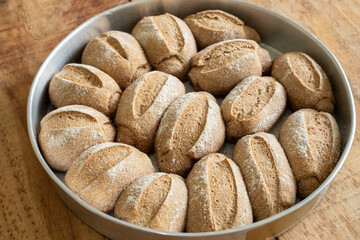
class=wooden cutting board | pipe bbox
[0,0,359,239]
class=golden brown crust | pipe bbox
[188,39,270,95]
[131,13,197,80]
[257,47,272,74]
[184,10,261,49]
[278,109,341,198]
[65,142,155,212]
[82,31,151,90]
[114,71,185,153]
[49,63,121,117]
[38,105,116,172]
[155,92,225,176]
[233,132,296,220]
[243,26,261,44]
[271,52,335,112]
[221,76,287,141]
[114,173,187,232]
[186,153,253,232]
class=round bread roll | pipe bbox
[221,76,287,141]
[131,13,197,80]
[278,109,341,198]
[188,39,271,95]
[233,132,296,221]
[49,63,121,117]
[114,173,187,232]
[115,71,185,153]
[38,105,116,171]
[186,153,253,232]
[155,92,225,176]
[65,142,155,212]
[184,10,261,49]
[82,31,151,90]
[271,52,335,113]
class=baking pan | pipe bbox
[27,0,356,239]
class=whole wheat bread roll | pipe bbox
[155,92,225,176]
[131,13,197,80]
[271,52,335,113]
[49,63,121,117]
[38,105,116,171]
[221,76,287,141]
[233,132,296,220]
[188,39,271,95]
[186,153,253,232]
[114,173,187,232]
[184,10,261,49]
[278,109,341,198]
[65,142,155,212]
[82,31,151,90]
[115,71,185,153]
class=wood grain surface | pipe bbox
[0,0,359,239]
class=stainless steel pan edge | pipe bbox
[27,0,356,239]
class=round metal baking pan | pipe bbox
[27,0,356,239]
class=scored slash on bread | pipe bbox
[221,76,287,141]
[186,153,253,232]
[155,92,225,176]
[82,31,151,90]
[188,39,271,95]
[65,142,155,212]
[114,172,187,232]
[114,71,185,153]
[233,132,296,221]
[132,13,197,80]
[184,10,261,49]
[49,63,122,117]
[38,105,116,172]
[271,52,335,113]
[278,109,341,198]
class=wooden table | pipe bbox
[0,0,359,239]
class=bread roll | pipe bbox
[278,109,341,198]
[155,92,225,176]
[38,105,116,171]
[186,153,252,232]
[184,10,261,49]
[188,39,271,95]
[82,31,151,90]
[243,25,261,44]
[49,63,121,117]
[233,132,296,220]
[65,142,155,212]
[114,173,187,232]
[115,71,185,153]
[271,52,335,113]
[221,76,287,141]
[132,13,197,80]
